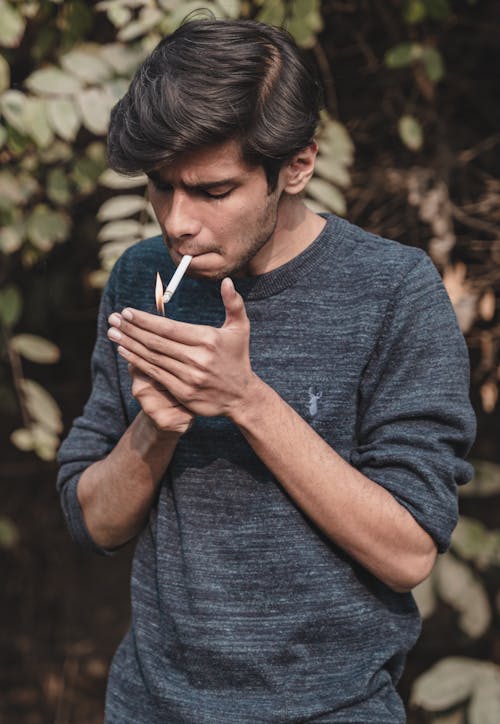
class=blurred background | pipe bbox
[0,1,499,722]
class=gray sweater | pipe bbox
[57,214,476,722]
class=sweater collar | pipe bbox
[196,214,344,302]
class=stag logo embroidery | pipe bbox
[307,387,323,417]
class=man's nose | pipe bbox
[162,190,201,240]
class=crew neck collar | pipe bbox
[197,213,345,302]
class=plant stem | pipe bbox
[2,326,31,430]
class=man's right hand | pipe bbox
[129,364,194,434]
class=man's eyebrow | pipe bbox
[147,172,241,190]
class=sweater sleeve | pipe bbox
[350,253,476,553]
[56,277,129,555]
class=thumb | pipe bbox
[221,277,248,328]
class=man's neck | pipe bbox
[246,196,327,276]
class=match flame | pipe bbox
[155,272,165,316]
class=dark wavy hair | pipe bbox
[107,18,323,191]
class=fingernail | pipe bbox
[108,328,121,341]
[109,313,121,327]
[122,308,134,320]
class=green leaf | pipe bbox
[102,77,130,105]
[314,157,351,188]
[461,460,500,497]
[25,66,82,95]
[71,154,105,195]
[19,1,40,19]
[99,168,147,189]
[38,139,72,163]
[469,672,500,724]
[76,87,113,135]
[17,171,39,202]
[435,554,491,638]
[411,657,486,711]
[12,422,60,461]
[256,0,286,27]
[97,194,148,221]
[422,47,445,82]
[10,334,60,364]
[452,517,488,560]
[24,98,54,148]
[31,423,59,460]
[46,97,81,141]
[106,4,133,28]
[404,0,427,24]
[214,0,240,18]
[10,427,34,451]
[61,44,113,84]
[0,0,26,48]
[26,204,70,250]
[319,117,355,165]
[0,89,28,133]
[20,378,63,434]
[31,26,58,63]
[87,269,109,288]
[452,516,500,570]
[47,167,71,205]
[287,0,323,48]
[98,43,145,77]
[385,42,423,68]
[117,7,163,41]
[0,285,22,327]
[86,140,107,165]
[0,225,23,253]
[398,114,423,151]
[0,516,20,548]
[97,219,143,242]
[0,54,10,93]
[0,123,6,147]
[412,574,437,620]
[99,238,136,270]
[306,177,346,215]
[0,169,25,206]
[426,0,452,21]
[57,0,94,51]
[6,124,28,155]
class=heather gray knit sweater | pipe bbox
[57,214,475,723]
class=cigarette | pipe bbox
[162,254,192,303]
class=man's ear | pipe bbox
[281,142,318,195]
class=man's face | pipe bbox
[147,140,284,279]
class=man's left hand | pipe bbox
[107,278,256,418]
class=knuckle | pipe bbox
[145,362,161,381]
[182,388,197,405]
[204,330,218,353]
[189,368,206,388]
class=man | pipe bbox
[57,18,476,723]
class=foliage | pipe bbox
[0,3,498,720]
[411,657,500,723]
[411,460,500,721]
[0,0,353,459]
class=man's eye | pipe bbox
[203,189,232,200]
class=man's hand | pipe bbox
[128,364,194,434]
[108,278,256,419]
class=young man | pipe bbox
[57,18,476,723]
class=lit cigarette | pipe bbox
[162,254,192,303]
[155,255,192,315]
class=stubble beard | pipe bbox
[206,189,282,280]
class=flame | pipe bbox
[155,272,165,316]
